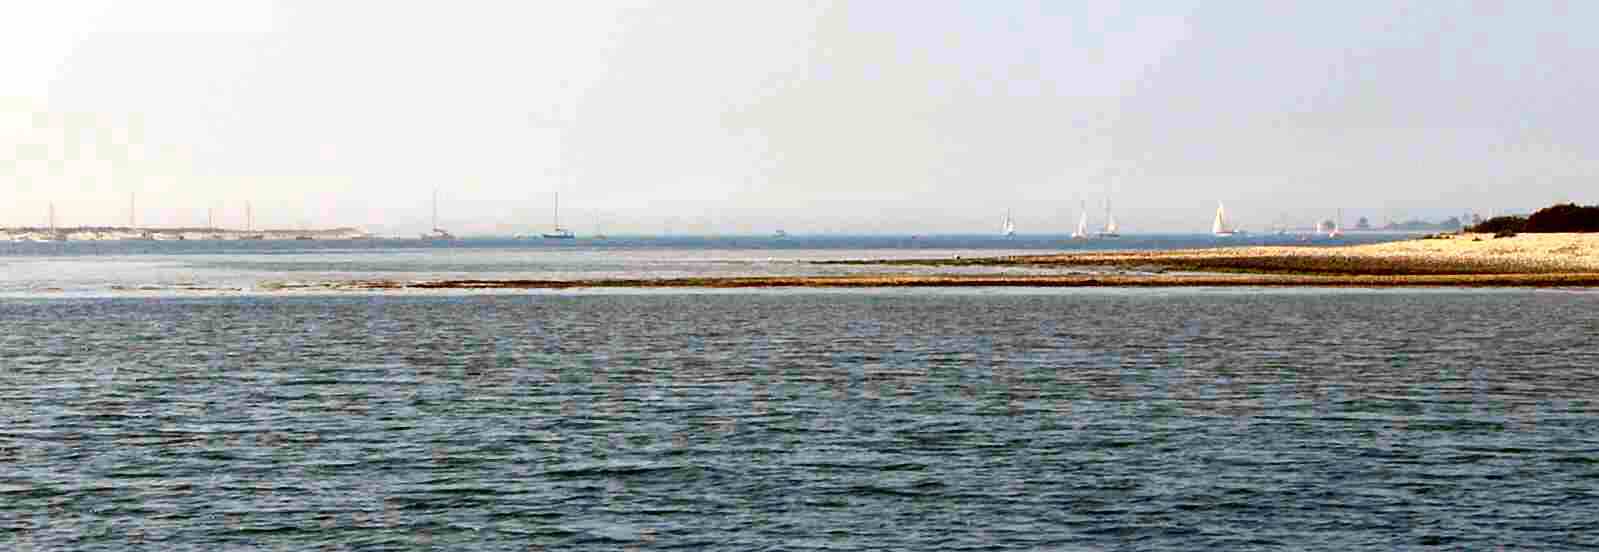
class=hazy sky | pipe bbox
[4,1,1595,234]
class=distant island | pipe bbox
[1381,218,1464,232]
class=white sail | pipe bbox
[1073,201,1090,238]
[1213,202,1232,235]
[1090,198,1121,238]
[1002,210,1016,236]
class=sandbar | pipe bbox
[275,233,1599,290]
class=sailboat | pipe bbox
[207,207,228,240]
[419,189,456,240]
[1096,199,1121,238]
[1212,201,1237,237]
[114,193,154,240]
[239,201,265,240]
[44,203,66,241]
[1071,200,1090,239]
[1002,209,1016,237]
[542,192,575,239]
[1328,208,1344,238]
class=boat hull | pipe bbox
[420,228,456,241]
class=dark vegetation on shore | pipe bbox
[1468,203,1599,234]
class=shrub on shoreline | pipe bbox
[1468,203,1599,233]
[1469,216,1527,234]
[1523,203,1599,232]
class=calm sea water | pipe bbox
[2,289,1597,550]
[0,233,1416,296]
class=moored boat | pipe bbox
[542,192,575,239]
[1097,199,1121,238]
[420,190,456,240]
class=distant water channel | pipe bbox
[2,290,1596,550]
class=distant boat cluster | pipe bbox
[1214,201,1352,240]
[1013,198,1120,239]
[992,198,1357,240]
[5,195,374,242]
[0,227,372,242]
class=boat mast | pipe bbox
[1081,200,1090,236]
[432,189,438,230]
[129,193,136,229]
[246,201,253,231]
[553,191,560,230]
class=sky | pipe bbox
[3,0,1596,234]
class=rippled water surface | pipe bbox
[3,289,1597,550]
